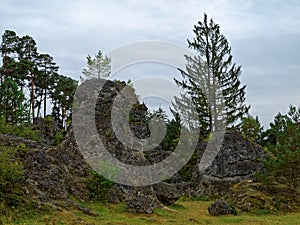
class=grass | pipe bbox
[1,199,300,225]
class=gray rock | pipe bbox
[0,79,267,214]
[126,187,159,214]
[192,130,265,197]
[208,199,236,216]
[153,182,182,206]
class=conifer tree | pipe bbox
[81,50,111,81]
[174,13,249,134]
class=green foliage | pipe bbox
[254,209,271,215]
[81,50,111,80]
[258,105,300,206]
[241,115,263,143]
[0,30,77,129]
[86,171,114,202]
[178,151,198,181]
[0,116,39,141]
[146,108,181,151]
[0,145,25,207]
[104,130,113,141]
[54,130,65,146]
[50,74,78,129]
[173,13,249,134]
[0,77,30,124]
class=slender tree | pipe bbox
[241,115,263,143]
[35,53,58,117]
[17,35,38,121]
[81,50,111,81]
[174,13,249,134]
[50,74,77,129]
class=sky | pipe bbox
[0,0,299,128]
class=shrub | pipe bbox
[86,171,114,202]
[0,145,25,206]
[0,116,39,141]
[54,130,65,146]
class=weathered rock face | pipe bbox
[32,116,60,145]
[0,132,91,205]
[153,182,182,206]
[226,180,298,212]
[0,79,267,214]
[226,181,275,212]
[126,186,159,214]
[74,78,161,213]
[192,131,265,197]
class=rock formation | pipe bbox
[0,79,266,213]
[192,130,266,197]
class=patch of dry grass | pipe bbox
[2,199,300,225]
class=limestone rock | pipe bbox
[153,182,182,206]
[193,131,265,197]
[126,187,159,214]
[226,180,281,213]
[0,79,268,214]
[208,199,236,216]
[0,131,91,205]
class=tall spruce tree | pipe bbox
[174,13,249,134]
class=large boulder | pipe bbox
[153,182,182,206]
[192,131,265,197]
[126,187,160,214]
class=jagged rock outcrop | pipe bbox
[0,132,91,206]
[74,78,161,213]
[191,131,265,197]
[0,79,266,214]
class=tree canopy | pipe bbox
[0,30,77,129]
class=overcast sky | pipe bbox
[1,0,299,128]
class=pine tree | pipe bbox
[50,74,77,129]
[81,50,111,81]
[241,115,263,143]
[35,53,58,118]
[17,35,38,121]
[261,105,300,203]
[174,13,249,134]
[0,77,29,124]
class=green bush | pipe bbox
[0,145,25,206]
[0,116,39,141]
[86,171,114,202]
[54,130,65,146]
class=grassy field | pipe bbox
[1,199,300,225]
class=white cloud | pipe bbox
[0,0,300,126]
